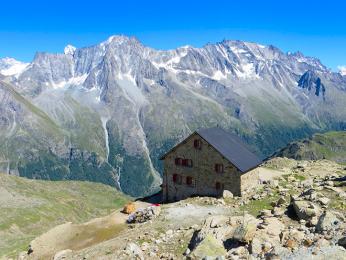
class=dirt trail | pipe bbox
[27,201,150,259]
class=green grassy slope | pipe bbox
[275,131,346,163]
[0,174,130,258]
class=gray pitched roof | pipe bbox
[196,127,262,172]
[160,127,262,173]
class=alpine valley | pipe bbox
[1,35,346,197]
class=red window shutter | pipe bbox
[182,159,187,166]
[214,164,218,172]
[173,174,178,183]
[220,164,224,173]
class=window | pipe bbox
[172,174,182,184]
[187,159,193,167]
[182,159,193,167]
[215,182,224,190]
[178,158,193,167]
[175,158,182,165]
[194,139,202,150]
[215,164,224,173]
[186,176,194,186]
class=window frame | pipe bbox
[175,157,183,166]
[186,159,193,167]
[172,173,182,185]
[179,158,193,168]
[215,182,224,190]
[215,163,224,173]
[193,139,202,150]
[182,159,188,167]
[186,176,195,187]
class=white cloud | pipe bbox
[337,65,346,76]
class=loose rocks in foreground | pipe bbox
[127,205,161,224]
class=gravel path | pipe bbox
[164,203,232,224]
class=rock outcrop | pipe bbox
[127,205,161,223]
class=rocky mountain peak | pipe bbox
[100,35,143,50]
[64,44,76,56]
[289,52,327,72]
[338,66,346,76]
[0,57,29,76]
[298,70,326,98]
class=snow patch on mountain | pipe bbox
[64,45,76,55]
[151,49,188,70]
[116,73,147,106]
[101,35,133,48]
[338,65,346,76]
[236,63,258,79]
[0,57,29,76]
[212,70,227,80]
[230,46,247,54]
[51,74,88,89]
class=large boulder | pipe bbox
[189,214,258,258]
[280,228,306,249]
[189,215,232,250]
[318,197,330,206]
[338,237,346,248]
[250,217,285,256]
[262,217,285,237]
[316,211,343,232]
[124,242,144,260]
[222,190,233,199]
[301,178,314,188]
[291,198,321,221]
[231,214,259,243]
[190,234,227,259]
[276,196,287,207]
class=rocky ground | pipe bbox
[16,158,346,260]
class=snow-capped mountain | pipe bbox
[338,66,346,76]
[0,57,29,76]
[1,35,345,196]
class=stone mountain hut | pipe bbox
[160,127,262,202]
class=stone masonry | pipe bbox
[162,132,260,202]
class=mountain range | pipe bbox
[1,35,346,197]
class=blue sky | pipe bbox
[1,0,345,71]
